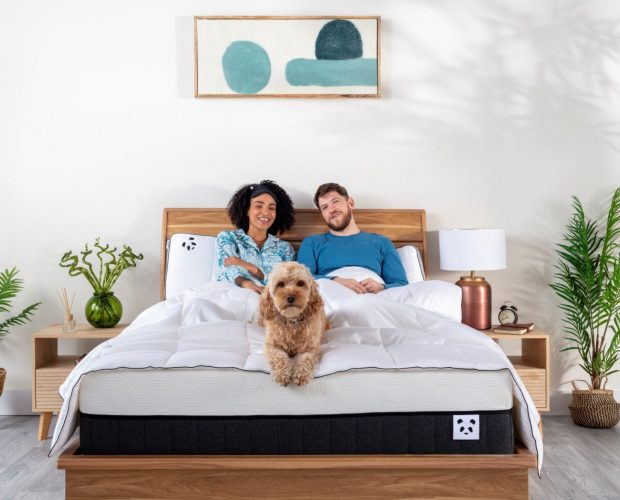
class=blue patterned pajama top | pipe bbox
[215,229,294,286]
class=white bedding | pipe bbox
[50,280,543,472]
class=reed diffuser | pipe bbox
[57,287,76,333]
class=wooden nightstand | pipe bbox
[32,323,126,440]
[484,329,550,412]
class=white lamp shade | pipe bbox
[439,228,506,271]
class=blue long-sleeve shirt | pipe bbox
[297,232,408,289]
[216,230,294,286]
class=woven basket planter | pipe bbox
[569,386,620,428]
[0,368,6,397]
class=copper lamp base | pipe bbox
[456,274,491,330]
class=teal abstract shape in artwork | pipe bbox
[315,20,363,60]
[222,41,271,94]
[286,59,377,87]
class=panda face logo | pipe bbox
[457,418,476,435]
[182,237,197,251]
[453,414,479,440]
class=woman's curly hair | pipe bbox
[227,180,295,235]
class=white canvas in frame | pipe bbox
[194,16,381,98]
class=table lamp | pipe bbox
[438,228,506,330]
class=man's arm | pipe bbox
[381,241,409,289]
[297,237,331,281]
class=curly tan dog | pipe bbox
[259,262,329,386]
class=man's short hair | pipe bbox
[314,183,349,208]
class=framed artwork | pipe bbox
[194,16,381,98]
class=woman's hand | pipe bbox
[235,277,263,294]
[224,257,264,279]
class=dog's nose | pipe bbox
[287,295,295,304]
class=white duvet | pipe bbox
[50,280,542,472]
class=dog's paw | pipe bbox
[273,369,292,387]
[292,366,313,386]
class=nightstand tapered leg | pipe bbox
[38,412,52,440]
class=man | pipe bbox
[297,183,408,294]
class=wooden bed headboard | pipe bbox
[160,208,427,299]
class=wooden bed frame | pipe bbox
[58,208,537,499]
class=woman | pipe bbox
[216,180,295,294]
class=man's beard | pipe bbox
[326,209,352,232]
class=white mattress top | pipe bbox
[79,367,513,416]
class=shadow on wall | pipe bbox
[268,2,620,171]
[426,230,441,276]
[444,2,618,156]
[176,16,194,99]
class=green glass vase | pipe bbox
[85,292,122,328]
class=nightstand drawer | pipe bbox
[514,366,547,408]
[35,387,64,410]
[35,376,72,409]
[34,358,75,410]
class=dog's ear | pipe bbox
[259,286,277,322]
[304,280,324,318]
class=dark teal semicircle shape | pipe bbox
[315,20,363,60]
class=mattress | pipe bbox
[78,367,514,416]
[76,345,517,456]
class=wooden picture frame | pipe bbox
[194,16,381,98]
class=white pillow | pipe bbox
[326,266,384,284]
[165,234,218,298]
[397,245,425,283]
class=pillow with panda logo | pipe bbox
[165,234,219,298]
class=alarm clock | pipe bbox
[498,302,518,325]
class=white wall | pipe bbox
[1,0,620,414]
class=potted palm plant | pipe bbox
[551,187,620,428]
[0,268,41,397]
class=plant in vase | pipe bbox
[60,238,143,328]
[0,268,41,397]
[551,187,620,428]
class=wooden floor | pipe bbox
[0,416,618,499]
